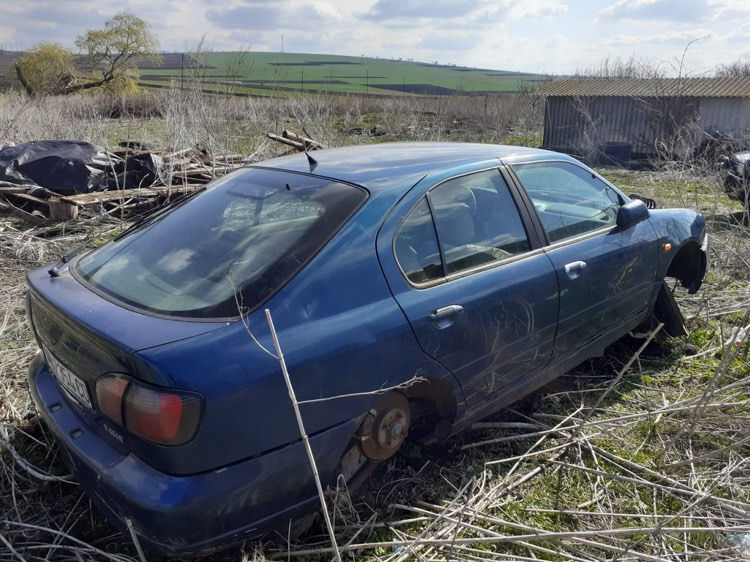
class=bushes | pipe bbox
[0,88,543,153]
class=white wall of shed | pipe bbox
[698,98,750,137]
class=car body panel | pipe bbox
[27,265,224,354]
[541,221,660,359]
[25,279,226,453]
[254,142,551,191]
[648,208,707,275]
[29,353,351,555]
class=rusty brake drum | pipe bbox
[357,392,410,461]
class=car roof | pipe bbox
[252,142,569,191]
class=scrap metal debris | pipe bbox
[0,140,248,223]
[0,131,323,224]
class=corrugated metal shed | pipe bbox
[538,78,750,159]
[537,77,750,98]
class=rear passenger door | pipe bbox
[511,161,659,359]
[380,167,559,412]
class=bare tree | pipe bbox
[716,58,750,78]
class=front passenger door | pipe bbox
[513,161,659,359]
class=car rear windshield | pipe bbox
[75,167,367,320]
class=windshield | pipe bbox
[75,167,367,319]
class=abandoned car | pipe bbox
[26,142,707,555]
[724,149,750,209]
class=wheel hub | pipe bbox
[360,392,410,461]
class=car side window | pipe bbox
[394,198,444,284]
[429,169,530,275]
[513,161,620,244]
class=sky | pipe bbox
[1,0,749,75]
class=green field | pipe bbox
[138,51,550,96]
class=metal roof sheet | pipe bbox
[536,77,750,98]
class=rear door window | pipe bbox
[394,169,532,283]
[394,199,443,284]
[75,168,367,319]
[513,161,620,243]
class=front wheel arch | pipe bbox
[665,241,706,294]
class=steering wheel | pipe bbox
[596,203,620,222]
[574,196,607,207]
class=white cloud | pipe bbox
[543,34,568,48]
[607,28,713,46]
[0,25,13,43]
[598,0,750,22]
[708,0,750,17]
[510,0,567,20]
[0,0,748,75]
[597,0,707,22]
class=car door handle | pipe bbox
[429,305,464,328]
[564,260,587,278]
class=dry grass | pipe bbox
[1,89,749,561]
[0,88,542,156]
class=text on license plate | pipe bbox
[43,346,92,409]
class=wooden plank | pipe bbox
[0,186,32,195]
[0,200,47,224]
[61,188,159,206]
[282,130,322,149]
[6,192,49,207]
[267,132,305,151]
[60,184,205,207]
[48,198,79,220]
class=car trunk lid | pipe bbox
[27,264,226,450]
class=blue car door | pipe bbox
[378,167,559,412]
[512,160,659,359]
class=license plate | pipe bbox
[43,346,93,410]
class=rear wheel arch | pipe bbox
[339,376,458,468]
[400,376,457,444]
[665,240,706,294]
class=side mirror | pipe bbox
[617,199,649,229]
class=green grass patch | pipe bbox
[139,51,551,97]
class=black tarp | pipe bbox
[107,152,164,190]
[0,140,164,196]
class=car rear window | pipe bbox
[75,167,367,320]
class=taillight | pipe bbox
[125,385,201,445]
[95,375,202,446]
[96,374,129,425]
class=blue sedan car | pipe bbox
[26,143,707,555]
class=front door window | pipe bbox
[513,161,620,243]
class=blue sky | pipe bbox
[1,0,749,74]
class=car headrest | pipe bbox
[433,203,474,247]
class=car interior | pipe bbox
[395,171,531,283]
[513,163,621,243]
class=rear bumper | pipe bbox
[28,352,355,555]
